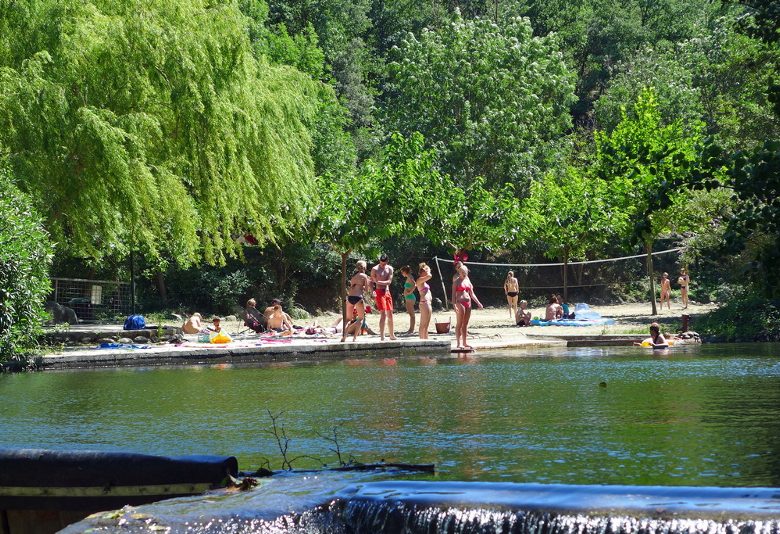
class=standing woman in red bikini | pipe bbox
[454,264,483,350]
[345,260,370,342]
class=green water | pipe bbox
[2,344,779,486]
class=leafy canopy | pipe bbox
[595,87,710,245]
[0,0,321,267]
[383,14,576,193]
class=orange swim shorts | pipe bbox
[374,289,393,311]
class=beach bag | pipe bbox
[123,314,146,331]
[435,317,451,334]
[211,331,232,344]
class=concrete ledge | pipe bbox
[42,326,182,344]
[525,334,640,347]
[38,338,453,370]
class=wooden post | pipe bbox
[646,241,657,316]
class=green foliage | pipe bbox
[723,140,780,297]
[268,0,377,142]
[0,0,321,267]
[422,176,520,252]
[0,162,53,365]
[521,166,626,262]
[696,294,780,342]
[595,44,703,133]
[383,15,576,191]
[595,88,709,244]
[522,0,728,121]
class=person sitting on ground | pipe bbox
[516,300,531,326]
[182,312,203,334]
[264,297,294,324]
[244,298,266,333]
[208,317,222,333]
[559,296,575,319]
[266,304,294,332]
[545,295,563,321]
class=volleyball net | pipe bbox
[433,248,682,307]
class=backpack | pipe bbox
[123,314,146,330]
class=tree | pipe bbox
[383,14,576,193]
[595,88,712,314]
[594,44,703,133]
[517,0,729,125]
[521,167,626,300]
[0,158,53,365]
[266,0,379,154]
[0,0,320,268]
[312,132,445,338]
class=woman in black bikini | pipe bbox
[504,271,519,321]
[345,260,371,341]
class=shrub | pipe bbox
[697,293,780,342]
[0,172,53,367]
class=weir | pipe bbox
[65,478,780,533]
[330,481,780,533]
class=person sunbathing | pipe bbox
[244,298,266,333]
[266,305,294,332]
[516,300,531,326]
[182,312,203,334]
[544,295,562,321]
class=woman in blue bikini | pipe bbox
[400,265,417,335]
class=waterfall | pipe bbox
[63,478,780,533]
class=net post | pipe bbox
[434,257,449,310]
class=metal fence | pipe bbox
[50,278,131,322]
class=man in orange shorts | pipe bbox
[371,254,397,341]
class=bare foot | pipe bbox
[389,335,397,340]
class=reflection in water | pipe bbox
[2,344,780,486]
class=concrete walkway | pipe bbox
[37,302,715,370]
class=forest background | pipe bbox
[0,0,778,360]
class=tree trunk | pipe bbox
[155,271,168,305]
[646,240,657,315]
[129,248,136,315]
[340,251,349,342]
[563,247,569,302]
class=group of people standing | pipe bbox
[345,255,483,349]
[659,268,691,310]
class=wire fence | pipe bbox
[50,277,131,322]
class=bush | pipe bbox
[697,293,780,342]
[0,172,53,367]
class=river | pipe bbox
[2,343,779,486]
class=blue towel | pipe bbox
[98,342,151,350]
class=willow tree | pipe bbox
[0,0,320,268]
